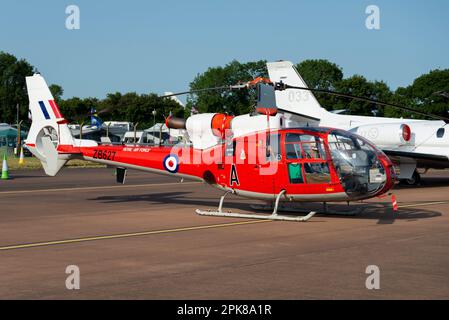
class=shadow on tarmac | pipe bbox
[395,176,449,189]
[89,192,442,225]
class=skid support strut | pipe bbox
[196,190,316,222]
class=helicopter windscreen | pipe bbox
[328,130,388,197]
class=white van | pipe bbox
[122,131,144,144]
[121,130,170,145]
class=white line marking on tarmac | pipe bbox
[0,181,201,195]
[398,201,449,208]
[0,220,270,251]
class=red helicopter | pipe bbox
[24,74,397,222]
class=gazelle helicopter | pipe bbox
[24,72,402,222]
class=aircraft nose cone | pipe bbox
[377,155,396,195]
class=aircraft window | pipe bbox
[285,133,302,143]
[143,133,155,144]
[302,142,326,159]
[288,163,304,184]
[266,134,281,161]
[123,137,136,144]
[285,134,326,160]
[437,128,445,138]
[304,163,331,184]
[328,134,356,151]
[285,133,314,143]
[225,137,235,157]
[286,143,303,159]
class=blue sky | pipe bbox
[1,0,448,100]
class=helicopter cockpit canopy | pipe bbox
[327,129,392,197]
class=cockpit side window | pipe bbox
[328,134,356,151]
[302,141,326,159]
[266,134,281,162]
[285,133,331,184]
[304,162,331,184]
[288,163,304,184]
[285,133,302,160]
[285,133,327,160]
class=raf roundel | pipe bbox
[163,154,179,173]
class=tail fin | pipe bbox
[267,61,327,121]
[90,108,103,127]
[164,92,185,108]
[25,74,76,176]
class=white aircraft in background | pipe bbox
[267,61,449,185]
[164,92,185,108]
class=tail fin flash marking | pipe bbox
[49,100,63,118]
[38,101,51,120]
[38,100,63,119]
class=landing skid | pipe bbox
[195,190,316,222]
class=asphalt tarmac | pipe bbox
[0,167,448,299]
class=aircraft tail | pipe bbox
[90,108,103,127]
[25,74,81,176]
[267,61,327,122]
[164,92,185,108]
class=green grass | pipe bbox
[1,146,105,170]
[2,154,105,171]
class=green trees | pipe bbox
[295,59,343,112]
[98,92,184,128]
[58,92,184,129]
[0,52,35,123]
[58,97,100,123]
[187,59,400,117]
[0,52,184,129]
[48,62,449,123]
[296,60,343,90]
[295,59,448,118]
[334,76,392,116]
[1,51,448,127]
[295,60,393,116]
[49,84,64,102]
[386,69,449,119]
[187,60,268,115]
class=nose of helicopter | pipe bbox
[328,129,397,200]
[375,153,397,196]
[329,142,396,199]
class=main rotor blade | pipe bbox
[160,84,248,98]
[282,84,449,123]
[159,77,449,123]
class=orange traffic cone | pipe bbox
[391,194,398,211]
